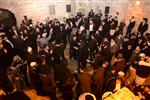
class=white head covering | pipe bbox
[139,53,146,57]
[27,47,32,53]
[42,33,47,38]
[86,59,91,63]
[30,62,37,68]
[118,71,125,77]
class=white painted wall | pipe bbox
[0,0,150,32]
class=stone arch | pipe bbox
[0,8,17,31]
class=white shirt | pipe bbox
[89,24,94,32]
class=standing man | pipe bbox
[92,61,109,99]
[88,9,95,18]
[138,18,148,37]
[126,16,136,38]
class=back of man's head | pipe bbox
[85,94,94,100]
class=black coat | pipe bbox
[40,50,53,66]
[88,11,95,18]
[127,20,135,30]
[138,22,148,34]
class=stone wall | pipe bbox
[0,0,73,25]
[0,0,150,33]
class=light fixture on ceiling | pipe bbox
[136,0,140,5]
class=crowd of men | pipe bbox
[0,9,150,100]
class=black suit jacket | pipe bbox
[127,20,135,30]
[138,22,148,34]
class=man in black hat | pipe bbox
[138,18,149,36]
[88,9,95,18]
[126,16,136,38]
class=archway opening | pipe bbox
[0,9,17,32]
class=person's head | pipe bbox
[139,53,146,60]
[85,94,94,100]
[24,15,27,19]
[12,26,16,30]
[0,42,4,49]
[116,53,123,59]
[130,33,136,39]
[29,24,33,29]
[102,61,109,68]
[44,45,49,51]
[146,56,150,63]
[42,32,47,38]
[3,35,8,40]
[89,20,93,24]
[127,44,132,49]
[118,33,123,38]
[79,66,86,73]
[27,46,32,53]
[110,29,115,36]
[78,93,96,100]
[111,38,116,44]
[143,18,148,23]
[35,27,40,32]
[23,29,28,34]
[72,28,77,33]
[118,71,125,78]
[135,45,141,53]
[144,86,150,92]
[98,25,103,31]
[99,10,102,13]
[114,16,118,20]
[122,19,125,22]
[30,62,37,69]
[73,35,77,41]
[41,56,46,65]
[131,16,134,19]
[13,55,21,62]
